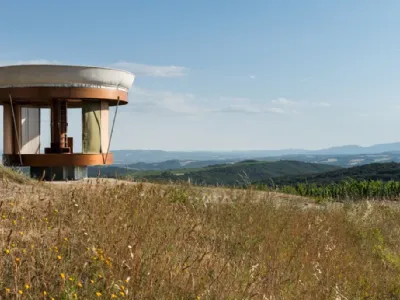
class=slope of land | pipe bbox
[90,152,400,177]
[128,160,340,186]
[261,162,400,186]
[258,152,400,167]
[1,166,400,299]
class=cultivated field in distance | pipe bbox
[1,166,400,299]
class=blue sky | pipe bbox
[1,0,400,151]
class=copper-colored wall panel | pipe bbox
[3,153,113,167]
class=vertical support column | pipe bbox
[50,99,59,151]
[20,107,41,154]
[59,100,67,149]
[3,104,13,154]
[50,99,68,153]
[12,104,21,155]
[100,101,109,154]
[82,101,102,154]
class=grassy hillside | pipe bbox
[262,162,400,186]
[0,165,31,184]
[1,168,400,298]
[87,159,239,178]
[142,160,340,186]
[259,153,400,167]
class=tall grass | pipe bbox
[0,165,31,185]
[255,179,400,201]
[1,178,400,299]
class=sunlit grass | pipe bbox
[1,171,400,298]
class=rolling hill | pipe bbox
[257,162,400,186]
[110,142,400,164]
[139,160,340,186]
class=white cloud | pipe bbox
[0,59,62,66]
[314,102,331,107]
[266,107,285,114]
[270,98,331,109]
[127,87,287,115]
[218,104,261,114]
[128,87,205,114]
[271,98,297,106]
[110,61,188,78]
[217,104,284,114]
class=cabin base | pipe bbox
[30,166,88,181]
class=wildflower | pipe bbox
[4,249,10,254]
[96,291,102,297]
[19,231,24,236]
[98,274,103,279]
[120,285,125,291]
[13,220,17,225]
[5,288,10,293]
[73,293,78,298]
[60,273,65,279]
[111,294,118,299]
[44,291,47,296]
[57,255,62,260]
[15,257,21,263]
[25,284,30,289]
[54,209,59,213]
[78,282,83,288]
[2,215,6,219]
[64,237,68,242]
[18,290,23,295]
[69,277,74,281]
[120,291,125,297]
[22,248,27,254]
[90,280,94,284]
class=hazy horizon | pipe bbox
[3,140,400,153]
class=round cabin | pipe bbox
[0,64,135,180]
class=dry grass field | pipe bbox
[1,166,400,299]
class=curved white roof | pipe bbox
[0,64,135,91]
